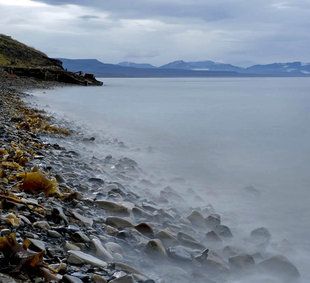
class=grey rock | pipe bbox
[155,230,177,247]
[187,210,205,227]
[258,255,300,282]
[65,241,81,251]
[95,200,130,216]
[67,250,107,268]
[206,231,222,243]
[146,239,167,258]
[33,220,51,231]
[250,227,271,245]
[167,245,193,262]
[72,231,90,243]
[72,210,93,226]
[91,238,113,262]
[0,273,18,283]
[48,229,62,238]
[63,275,84,283]
[109,275,134,283]
[29,239,45,252]
[104,242,123,256]
[215,225,233,238]
[205,214,221,229]
[229,254,255,271]
[106,216,133,228]
[135,222,154,237]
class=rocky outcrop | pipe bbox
[2,66,103,86]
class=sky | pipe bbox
[0,0,310,66]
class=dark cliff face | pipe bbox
[0,34,63,69]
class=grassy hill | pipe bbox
[0,34,62,69]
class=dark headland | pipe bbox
[0,35,301,282]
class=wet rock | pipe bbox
[48,229,62,238]
[72,231,90,243]
[51,207,69,224]
[106,216,133,228]
[214,225,233,238]
[102,224,119,236]
[205,214,221,229]
[33,220,51,231]
[0,273,17,283]
[91,238,113,262]
[187,210,205,227]
[55,174,65,183]
[95,201,130,216]
[146,239,167,258]
[135,223,154,237]
[155,230,177,247]
[104,242,123,256]
[229,254,255,271]
[72,210,93,226]
[67,250,107,268]
[201,250,230,277]
[29,239,46,252]
[91,274,108,283]
[167,245,193,262]
[109,275,134,283]
[250,227,271,245]
[63,275,84,283]
[160,186,183,201]
[132,207,153,219]
[177,231,205,249]
[206,231,222,243]
[65,241,81,251]
[88,177,104,185]
[258,255,300,282]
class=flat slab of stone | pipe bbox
[67,250,107,268]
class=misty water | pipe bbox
[32,77,310,282]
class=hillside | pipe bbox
[0,34,62,69]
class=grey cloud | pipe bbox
[79,15,100,20]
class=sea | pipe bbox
[31,77,310,282]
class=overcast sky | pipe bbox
[1,0,310,66]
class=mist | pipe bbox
[30,77,310,282]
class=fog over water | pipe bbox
[32,77,310,282]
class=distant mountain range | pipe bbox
[57,58,310,78]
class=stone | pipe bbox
[135,223,154,236]
[65,241,81,251]
[205,214,221,229]
[167,245,193,262]
[206,231,222,243]
[51,207,69,224]
[67,250,107,268]
[258,255,300,281]
[95,200,130,216]
[48,229,62,238]
[63,275,84,283]
[72,210,93,226]
[146,239,167,258]
[202,250,230,277]
[187,210,205,227]
[33,221,50,231]
[177,231,205,249]
[104,242,123,255]
[105,216,133,228]
[155,230,177,247]
[0,273,18,283]
[229,254,255,271]
[215,225,233,238]
[91,274,107,283]
[132,207,153,219]
[250,227,271,245]
[72,231,90,243]
[109,275,134,283]
[91,238,113,262]
[29,239,45,252]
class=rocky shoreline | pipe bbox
[0,77,301,283]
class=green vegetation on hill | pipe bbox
[0,34,62,69]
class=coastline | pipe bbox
[0,77,302,283]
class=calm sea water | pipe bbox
[32,77,310,281]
